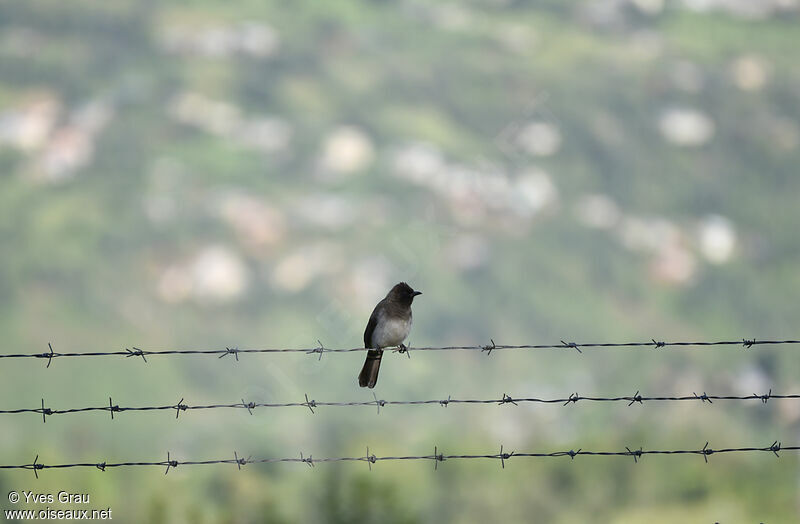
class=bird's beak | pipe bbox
[413,290,422,296]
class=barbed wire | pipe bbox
[1,442,793,477]
[3,338,799,366]
[2,389,793,422]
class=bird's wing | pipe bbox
[363,301,382,349]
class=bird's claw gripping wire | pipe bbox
[394,343,411,358]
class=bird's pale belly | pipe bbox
[371,317,411,348]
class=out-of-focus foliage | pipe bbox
[1,0,799,522]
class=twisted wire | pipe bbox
[2,389,792,421]
[3,338,798,366]
[3,442,792,477]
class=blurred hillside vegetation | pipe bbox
[0,0,799,522]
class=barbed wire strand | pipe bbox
[0,442,793,477]
[2,339,799,366]
[2,389,791,422]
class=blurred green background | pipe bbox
[1,0,799,522]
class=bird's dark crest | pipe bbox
[393,282,414,293]
[387,282,421,306]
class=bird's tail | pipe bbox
[358,349,383,388]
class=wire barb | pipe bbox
[41,342,55,368]
[372,392,385,414]
[125,347,147,363]
[219,346,239,361]
[165,451,178,475]
[39,398,52,424]
[742,338,756,348]
[693,392,712,404]
[304,394,316,414]
[433,446,444,470]
[625,446,643,463]
[174,398,187,419]
[564,392,580,406]
[234,451,247,470]
[306,340,325,360]
[756,388,772,404]
[628,390,643,406]
[481,339,497,355]
[439,395,451,407]
[300,452,314,467]
[30,454,42,479]
[241,399,255,415]
[499,445,514,469]
[651,339,665,349]
[561,340,582,353]
[499,393,517,406]
[108,397,120,420]
[366,447,376,471]
[701,442,713,463]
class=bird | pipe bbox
[358,282,422,388]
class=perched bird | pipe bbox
[358,282,422,388]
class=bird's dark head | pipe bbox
[387,282,422,306]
